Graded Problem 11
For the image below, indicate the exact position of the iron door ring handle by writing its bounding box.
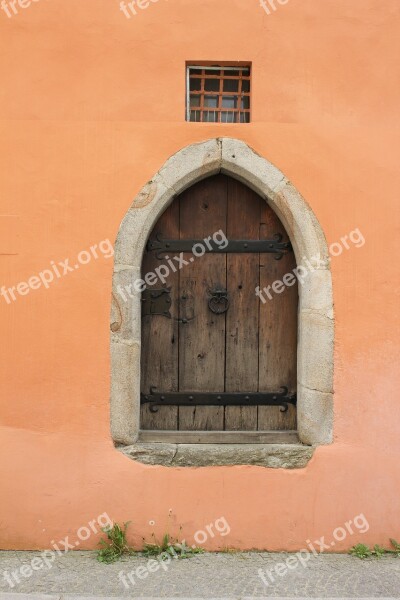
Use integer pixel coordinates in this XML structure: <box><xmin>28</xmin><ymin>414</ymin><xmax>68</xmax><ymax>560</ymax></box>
<box><xmin>208</xmin><ymin>288</ymin><xmax>229</xmax><ymax>314</ymax></box>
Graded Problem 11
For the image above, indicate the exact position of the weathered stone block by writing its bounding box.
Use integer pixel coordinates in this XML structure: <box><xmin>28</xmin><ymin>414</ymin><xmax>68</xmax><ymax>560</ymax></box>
<box><xmin>273</xmin><ymin>182</ymin><xmax>330</xmax><ymax>265</ymax></box>
<box><xmin>114</xmin><ymin>174</ymin><xmax>173</xmax><ymax>267</ymax></box>
<box><xmin>300</xmin><ymin>268</ymin><xmax>334</xmax><ymax>319</ymax></box>
<box><xmin>110</xmin><ymin>339</ymin><xmax>141</xmax><ymax>445</ymax></box>
<box><xmin>111</xmin><ymin>267</ymin><xmax>141</xmax><ymax>342</ymax></box>
<box><xmin>158</xmin><ymin>138</ymin><xmax>221</xmax><ymax>193</ymax></box>
<box><xmin>297</xmin><ymin>384</ymin><xmax>333</xmax><ymax>445</ymax></box>
<box><xmin>298</xmin><ymin>311</ymin><xmax>334</xmax><ymax>393</ymax></box>
<box><xmin>221</xmin><ymin>138</ymin><xmax>287</xmax><ymax>197</ymax></box>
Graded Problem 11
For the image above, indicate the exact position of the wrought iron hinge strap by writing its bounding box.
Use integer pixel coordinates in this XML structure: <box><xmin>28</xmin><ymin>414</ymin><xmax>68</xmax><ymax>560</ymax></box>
<box><xmin>147</xmin><ymin>234</ymin><xmax>292</xmax><ymax>260</ymax></box>
<box><xmin>141</xmin><ymin>388</ymin><xmax>296</xmax><ymax>413</ymax></box>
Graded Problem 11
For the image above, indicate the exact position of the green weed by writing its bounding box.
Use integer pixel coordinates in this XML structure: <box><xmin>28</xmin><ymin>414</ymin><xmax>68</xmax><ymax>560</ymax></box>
<box><xmin>97</xmin><ymin>521</ymin><xmax>135</xmax><ymax>563</ymax></box>
<box><xmin>350</xmin><ymin>539</ymin><xmax>400</xmax><ymax>559</ymax></box>
<box><xmin>142</xmin><ymin>532</ymin><xmax>203</xmax><ymax>559</ymax></box>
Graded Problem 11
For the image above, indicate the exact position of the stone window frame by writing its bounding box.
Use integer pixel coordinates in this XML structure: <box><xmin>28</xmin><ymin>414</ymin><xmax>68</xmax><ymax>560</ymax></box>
<box><xmin>110</xmin><ymin>138</ymin><xmax>334</xmax><ymax>468</ymax></box>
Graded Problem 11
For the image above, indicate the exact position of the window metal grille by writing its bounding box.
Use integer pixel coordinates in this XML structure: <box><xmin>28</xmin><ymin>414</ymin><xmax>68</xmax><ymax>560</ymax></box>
<box><xmin>186</xmin><ymin>65</ymin><xmax>251</xmax><ymax>123</ymax></box>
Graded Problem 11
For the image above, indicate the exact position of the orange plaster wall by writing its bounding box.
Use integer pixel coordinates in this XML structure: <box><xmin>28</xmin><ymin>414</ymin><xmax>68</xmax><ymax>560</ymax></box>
<box><xmin>0</xmin><ymin>0</ymin><xmax>399</xmax><ymax>551</ymax></box>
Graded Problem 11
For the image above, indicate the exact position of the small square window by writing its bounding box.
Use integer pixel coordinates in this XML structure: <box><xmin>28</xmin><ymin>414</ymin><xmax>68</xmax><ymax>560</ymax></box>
<box><xmin>186</xmin><ymin>64</ymin><xmax>251</xmax><ymax>123</ymax></box>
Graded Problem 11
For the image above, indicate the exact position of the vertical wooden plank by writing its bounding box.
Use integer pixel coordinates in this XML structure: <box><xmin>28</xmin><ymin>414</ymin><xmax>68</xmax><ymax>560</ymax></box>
<box><xmin>257</xmin><ymin>202</ymin><xmax>298</xmax><ymax>430</ymax></box>
<box><xmin>178</xmin><ymin>175</ymin><xmax>227</xmax><ymax>430</ymax></box>
<box><xmin>224</xmin><ymin>179</ymin><xmax>259</xmax><ymax>430</ymax></box>
<box><xmin>140</xmin><ymin>201</ymin><xmax>180</xmax><ymax>430</ymax></box>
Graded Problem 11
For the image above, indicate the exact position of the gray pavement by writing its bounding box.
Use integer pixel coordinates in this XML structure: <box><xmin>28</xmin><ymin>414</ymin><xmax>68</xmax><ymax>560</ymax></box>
<box><xmin>0</xmin><ymin>551</ymin><xmax>399</xmax><ymax>599</ymax></box>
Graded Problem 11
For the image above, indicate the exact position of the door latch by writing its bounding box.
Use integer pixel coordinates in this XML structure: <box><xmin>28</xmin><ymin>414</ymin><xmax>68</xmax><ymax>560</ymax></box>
<box><xmin>141</xmin><ymin>287</ymin><xmax>172</xmax><ymax>318</ymax></box>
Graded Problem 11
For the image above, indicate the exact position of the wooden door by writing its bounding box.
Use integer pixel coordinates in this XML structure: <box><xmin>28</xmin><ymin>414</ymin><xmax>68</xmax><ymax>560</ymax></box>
<box><xmin>140</xmin><ymin>175</ymin><xmax>297</xmax><ymax>432</ymax></box>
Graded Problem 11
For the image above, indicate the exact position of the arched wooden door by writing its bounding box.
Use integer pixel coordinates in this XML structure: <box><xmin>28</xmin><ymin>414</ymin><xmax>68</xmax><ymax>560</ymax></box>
<box><xmin>140</xmin><ymin>174</ymin><xmax>298</xmax><ymax>433</ymax></box>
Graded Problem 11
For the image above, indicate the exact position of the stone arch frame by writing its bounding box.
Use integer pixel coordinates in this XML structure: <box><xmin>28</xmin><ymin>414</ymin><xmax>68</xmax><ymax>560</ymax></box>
<box><xmin>111</xmin><ymin>138</ymin><xmax>334</xmax><ymax>465</ymax></box>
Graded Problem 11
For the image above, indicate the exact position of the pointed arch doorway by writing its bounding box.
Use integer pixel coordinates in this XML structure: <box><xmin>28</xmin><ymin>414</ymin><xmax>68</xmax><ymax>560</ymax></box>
<box><xmin>111</xmin><ymin>138</ymin><xmax>333</xmax><ymax>464</ymax></box>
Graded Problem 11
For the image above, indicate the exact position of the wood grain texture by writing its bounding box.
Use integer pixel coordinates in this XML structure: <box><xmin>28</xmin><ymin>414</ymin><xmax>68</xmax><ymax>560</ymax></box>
<box><xmin>140</xmin><ymin>201</ymin><xmax>180</xmax><ymax>429</ymax></box>
<box><xmin>139</xmin><ymin>430</ymin><xmax>299</xmax><ymax>444</ymax></box>
<box><xmin>178</xmin><ymin>176</ymin><xmax>227</xmax><ymax>430</ymax></box>
<box><xmin>224</xmin><ymin>178</ymin><xmax>259</xmax><ymax>430</ymax></box>
<box><xmin>257</xmin><ymin>202</ymin><xmax>298</xmax><ymax>430</ymax></box>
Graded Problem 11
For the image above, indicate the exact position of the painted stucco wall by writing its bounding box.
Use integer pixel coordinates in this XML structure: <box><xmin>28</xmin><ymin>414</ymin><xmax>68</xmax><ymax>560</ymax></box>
<box><xmin>0</xmin><ymin>0</ymin><xmax>399</xmax><ymax>551</ymax></box>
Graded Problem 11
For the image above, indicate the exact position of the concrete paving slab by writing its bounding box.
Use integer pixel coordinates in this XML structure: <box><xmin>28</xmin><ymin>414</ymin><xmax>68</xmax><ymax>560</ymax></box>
<box><xmin>0</xmin><ymin>551</ymin><xmax>399</xmax><ymax>598</ymax></box>
<box><xmin>0</xmin><ymin>597</ymin><xmax>399</xmax><ymax>600</ymax></box>
<box><xmin>0</xmin><ymin>594</ymin><xmax>61</xmax><ymax>600</ymax></box>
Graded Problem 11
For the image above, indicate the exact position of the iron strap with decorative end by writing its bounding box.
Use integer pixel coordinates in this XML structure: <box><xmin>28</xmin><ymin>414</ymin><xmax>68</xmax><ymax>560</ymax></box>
<box><xmin>147</xmin><ymin>234</ymin><xmax>292</xmax><ymax>260</ymax></box>
<box><xmin>141</xmin><ymin>387</ymin><xmax>296</xmax><ymax>413</ymax></box>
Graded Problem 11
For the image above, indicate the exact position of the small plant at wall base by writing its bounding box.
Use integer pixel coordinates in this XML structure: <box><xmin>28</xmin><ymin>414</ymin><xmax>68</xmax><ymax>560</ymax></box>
<box><xmin>97</xmin><ymin>521</ymin><xmax>135</xmax><ymax>563</ymax></box>
<box><xmin>350</xmin><ymin>539</ymin><xmax>400</xmax><ymax>559</ymax></box>
<box><xmin>142</xmin><ymin>532</ymin><xmax>204</xmax><ymax>559</ymax></box>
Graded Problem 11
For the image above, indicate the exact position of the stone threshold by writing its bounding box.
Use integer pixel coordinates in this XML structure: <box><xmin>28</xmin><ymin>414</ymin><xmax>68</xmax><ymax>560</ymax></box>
<box><xmin>118</xmin><ymin>440</ymin><xmax>315</xmax><ymax>468</ymax></box>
